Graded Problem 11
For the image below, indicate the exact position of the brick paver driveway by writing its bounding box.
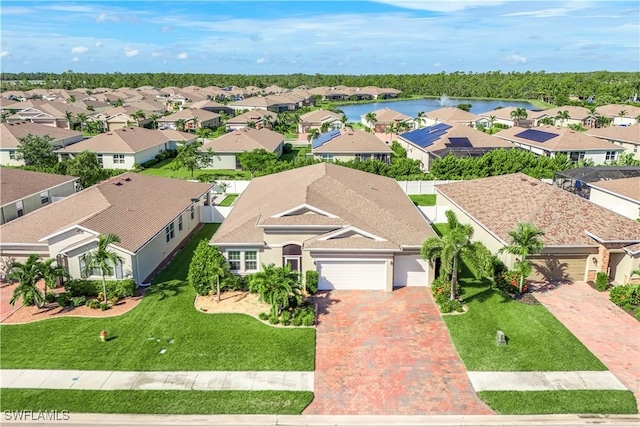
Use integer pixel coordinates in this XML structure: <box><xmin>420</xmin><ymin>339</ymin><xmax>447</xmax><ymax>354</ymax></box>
<box><xmin>304</xmin><ymin>287</ymin><xmax>492</xmax><ymax>415</ymax></box>
<box><xmin>533</xmin><ymin>281</ymin><xmax>640</xmax><ymax>411</ymax></box>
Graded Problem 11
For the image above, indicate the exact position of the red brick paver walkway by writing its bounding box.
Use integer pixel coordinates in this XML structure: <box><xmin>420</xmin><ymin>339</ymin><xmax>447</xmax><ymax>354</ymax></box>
<box><xmin>533</xmin><ymin>281</ymin><xmax>640</xmax><ymax>410</ymax></box>
<box><xmin>304</xmin><ymin>287</ymin><xmax>492</xmax><ymax>415</ymax></box>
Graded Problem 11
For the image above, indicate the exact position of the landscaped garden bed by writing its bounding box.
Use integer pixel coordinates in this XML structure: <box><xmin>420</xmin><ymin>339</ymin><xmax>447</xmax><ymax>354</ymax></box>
<box><xmin>609</xmin><ymin>284</ymin><xmax>640</xmax><ymax>321</ymax></box>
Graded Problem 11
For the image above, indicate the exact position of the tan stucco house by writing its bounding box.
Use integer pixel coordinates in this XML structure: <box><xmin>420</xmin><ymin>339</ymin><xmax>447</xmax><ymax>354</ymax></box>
<box><xmin>1</xmin><ymin>121</ymin><xmax>84</xmax><ymax>166</ymax></box>
<box><xmin>0</xmin><ymin>173</ymin><xmax>213</xmax><ymax>286</ymax></box>
<box><xmin>586</xmin><ymin>125</ymin><xmax>640</xmax><ymax>160</ymax></box>
<box><xmin>311</xmin><ymin>129</ymin><xmax>392</xmax><ymax>163</ymax></box>
<box><xmin>210</xmin><ymin>163</ymin><xmax>437</xmax><ymax>291</ymax></box>
<box><xmin>199</xmin><ymin>128</ymin><xmax>285</xmax><ymax>170</ymax></box>
<box><xmin>587</xmin><ymin>177</ymin><xmax>640</xmax><ymax>221</ymax></box>
<box><xmin>298</xmin><ymin>109</ymin><xmax>344</xmax><ymax>133</ymax></box>
<box><xmin>436</xmin><ymin>173</ymin><xmax>640</xmax><ymax>285</ymax></box>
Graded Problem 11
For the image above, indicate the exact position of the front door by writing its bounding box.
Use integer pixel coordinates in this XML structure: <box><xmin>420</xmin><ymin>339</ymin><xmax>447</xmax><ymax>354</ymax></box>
<box><xmin>284</xmin><ymin>257</ymin><xmax>300</xmax><ymax>272</ymax></box>
<box><xmin>282</xmin><ymin>244</ymin><xmax>302</xmax><ymax>273</ymax></box>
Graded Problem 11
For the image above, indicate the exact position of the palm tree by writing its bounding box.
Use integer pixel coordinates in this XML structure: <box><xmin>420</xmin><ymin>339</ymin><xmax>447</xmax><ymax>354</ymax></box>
<box><xmin>65</xmin><ymin>110</ymin><xmax>75</xmax><ymax>130</ymax></box>
<box><xmin>149</xmin><ymin>113</ymin><xmax>160</xmax><ymax>130</ymax></box>
<box><xmin>8</xmin><ymin>254</ymin><xmax>45</xmax><ymax>307</ymax></box>
<box><xmin>246</xmin><ymin>120</ymin><xmax>257</xmax><ymax>129</ymax></box>
<box><xmin>364</xmin><ymin>112</ymin><xmax>377</xmax><ymax>133</ymax></box>
<box><xmin>113</xmin><ymin>99</ymin><xmax>124</xmax><ymax>107</ymax></box>
<box><xmin>81</xmin><ymin>233</ymin><xmax>125</xmax><ymax>304</ymax></box>
<box><xmin>385</xmin><ymin>122</ymin><xmax>397</xmax><ymax>142</ymax></box>
<box><xmin>416</xmin><ymin>111</ymin><xmax>426</xmax><ymax>128</ymax></box>
<box><xmin>76</xmin><ymin>112</ymin><xmax>87</xmax><ymax>133</ymax></box>
<box><xmin>132</xmin><ymin>110</ymin><xmax>146</xmax><ymax>127</ymax></box>
<box><xmin>488</xmin><ymin>115</ymin><xmax>496</xmax><ymax>129</ymax></box>
<box><xmin>40</xmin><ymin>258</ymin><xmax>69</xmax><ymax>297</ymax></box>
<box><xmin>249</xmin><ymin>263</ymin><xmax>301</xmax><ymax>317</ymax></box>
<box><xmin>631</xmin><ymin>268</ymin><xmax>640</xmax><ymax>278</ymax></box>
<box><xmin>340</xmin><ymin>114</ymin><xmax>348</xmax><ymax>128</ymax></box>
<box><xmin>510</xmin><ymin>108</ymin><xmax>528</xmax><ymax>127</ymax></box>
<box><xmin>555</xmin><ymin>110</ymin><xmax>570</xmax><ymax>126</ymax></box>
<box><xmin>174</xmin><ymin>119</ymin><xmax>187</xmax><ymax>132</ymax></box>
<box><xmin>421</xmin><ymin>210</ymin><xmax>492</xmax><ymax>301</ymax></box>
<box><xmin>320</xmin><ymin>122</ymin><xmax>330</xmax><ymax>133</ymax></box>
<box><xmin>538</xmin><ymin>117</ymin><xmax>555</xmax><ymax>126</ymax></box>
<box><xmin>499</xmin><ymin>222</ymin><xmax>545</xmax><ymax>294</ymax></box>
<box><xmin>307</xmin><ymin>128</ymin><xmax>320</xmax><ymax>143</ymax></box>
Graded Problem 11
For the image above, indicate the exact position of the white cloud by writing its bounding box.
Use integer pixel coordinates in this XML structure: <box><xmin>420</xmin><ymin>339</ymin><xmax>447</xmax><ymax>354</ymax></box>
<box><xmin>72</xmin><ymin>56</ymin><xmax>79</xmax><ymax>62</ymax></box>
<box><xmin>505</xmin><ymin>54</ymin><xmax>527</xmax><ymax>64</ymax></box>
<box><xmin>434</xmin><ymin>62</ymin><xmax>442</xmax><ymax>67</ymax></box>
<box><xmin>161</xmin><ymin>25</ymin><xmax>172</xmax><ymax>32</ymax></box>
<box><xmin>0</xmin><ymin>51</ymin><xmax>9</xmax><ymax>58</ymax></box>
<box><xmin>151</xmin><ymin>52</ymin><xmax>163</xmax><ymax>58</ymax></box>
<box><xmin>96</xmin><ymin>13</ymin><xmax>107</xmax><ymax>22</ymax></box>
<box><xmin>373</xmin><ymin>0</ymin><xmax>505</xmax><ymax>13</ymax></box>
<box><xmin>256</xmin><ymin>57</ymin><xmax>266</xmax><ymax>64</ymax></box>
<box><xmin>177</xmin><ymin>52</ymin><xmax>188</xmax><ymax>59</ymax></box>
<box><xmin>71</xmin><ymin>46</ymin><xmax>89</xmax><ymax>54</ymax></box>
<box><xmin>95</xmin><ymin>41</ymin><xmax>103</xmax><ymax>48</ymax></box>
<box><xmin>501</xmin><ymin>8</ymin><xmax>574</xmax><ymax>18</ymax></box>
<box><xmin>124</xmin><ymin>48</ymin><xmax>139</xmax><ymax>57</ymax></box>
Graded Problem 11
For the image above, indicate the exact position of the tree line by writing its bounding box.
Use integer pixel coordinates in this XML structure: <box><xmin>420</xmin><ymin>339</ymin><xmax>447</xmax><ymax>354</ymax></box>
<box><xmin>2</xmin><ymin>70</ymin><xmax>639</xmax><ymax>105</ymax></box>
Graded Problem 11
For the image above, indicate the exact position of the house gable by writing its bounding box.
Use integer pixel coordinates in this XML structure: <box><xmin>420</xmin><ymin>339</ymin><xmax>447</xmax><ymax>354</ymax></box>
<box><xmin>272</xmin><ymin>203</ymin><xmax>339</xmax><ymax>219</ymax></box>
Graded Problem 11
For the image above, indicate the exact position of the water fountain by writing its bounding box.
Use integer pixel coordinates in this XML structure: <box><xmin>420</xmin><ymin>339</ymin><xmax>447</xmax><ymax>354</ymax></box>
<box><xmin>439</xmin><ymin>94</ymin><xmax>452</xmax><ymax>107</ymax></box>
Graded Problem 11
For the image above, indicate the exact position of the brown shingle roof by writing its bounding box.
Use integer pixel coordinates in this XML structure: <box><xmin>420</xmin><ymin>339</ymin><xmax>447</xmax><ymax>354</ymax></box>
<box><xmin>586</xmin><ymin>125</ymin><xmax>640</xmax><ymax>145</ymax></box>
<box><xmin>0</xmin><ymin>168</ymin><xmax>77</xmax><ymax>206</ymax></box>
<box><xmin>0</xmin><ymin>173</ymin><xmax>213</xmax><ymax>252</ymax></box>
<box><xmin>56</xmin><ymin>127</ymin><xmax>175</xmax><ymax>154</ymax></box>
<box><xmin>478</xmin><ymin>106</ymin><xmax>537</xmax><ymax>121</ymax></box>
<box><xmin>312</xmin><ymin>129</ymin><xmax>392</xmax><ymax>154</ymax></box>
<box><xmin>437</xmin><ymin>173</ymin><xmax>640</xmax><ymax>246</ymax></box>
<box><xmin>299</xmin><ymin>109</ymin><xmax>342</xmax><ymax>123</ymax></box>
<box><xmin>158</xmin><ymin>108</ymin><xmax>220</xmax><ymax>122</ymax></box>
<box><xmin>226</xmin><ymin>110</ymin><xmax>276</xmax><ymax>124</ymax></box>
<box><xmin>588</xmin><ymin>177</ymin><xmax>640</xmax><ymax>202</ymax></box>
<box><xmin>211</xmin><ymin>163</ymin><xmax>436</xmax><ymax>248</ymax></box>
<box><xmin>594</xmin><ymin>104</ymin><xmax>640</xmax><ymax>119</ymax></box>
<box><xmin>405</xmin><ymin>122</ymin><xmax>513</xmax><ymax>153</ymax></box>
<box><xmin>533</xmin><ymin>106</ymin><xmax>591</xmax><ymax>120</ymax></box>
<box><xmin>495</xmin><ymin>126</ymin><xmax>623</xmax><ymax>151</ymax></box>
<box><xmin>0</xmin><ymin>122</ymin><xmax>83</xmax><ymax>149</ymax></box>
<box><xmin>200</xmin><ymin>128</ymin><xmax>284</xmax><ymax>153</ymax></box>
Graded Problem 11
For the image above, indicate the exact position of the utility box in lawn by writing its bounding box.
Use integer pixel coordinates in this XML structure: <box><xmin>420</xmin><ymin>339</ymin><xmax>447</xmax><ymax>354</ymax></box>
<box><xmin>496</xmin><ymin>330</ymin><xmax>507</xmax><ymax>346</ymax></box>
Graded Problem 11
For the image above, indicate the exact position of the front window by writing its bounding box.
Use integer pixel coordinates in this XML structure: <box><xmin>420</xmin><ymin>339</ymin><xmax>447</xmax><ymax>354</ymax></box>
<box><xmin>165</xmin><ymin>222</ymin><xmax>175</xmax><ymax>242</ymax></box>
<box><xmin>569</xmin><ymin>151</ymin><xmax>585</xmax><ymax>162</ymax></box>
<box><xmin>321</xmin><ymin>153</ymin><xmax>334</xmax><ymax>161</ymax></box>
<box><xmin>605</xmin><ymin>151</ymin><xmax>617</xmax><ymax>162</ymax></box>
<box><xmin>9</xmin><ymin>150</ymin><xmax>16</xmax><ymax>160</ymax></box>
<box><xmin>97</xmin><ymin>154</ymin><xmax>103</xmax><ymax>166</ymax></box>
<box><xmin>228</xmin><ymin>251</ymin><xmax>241</xmax><ymax>270</ymax></box>
<box><xmin>244</xmin><ymin>251</ymin><xmax>257</xmax><ymax>271</ymax></box>
<box><xmin>16</xmin><ymin>201</ymin><xmax>24</xmax><ymax>217</ymax></box>
<box><xmin>113</xmin><ymin>154</ymin><xmax>125</xmax><ymax>164</ymax></box>
<box><xmin>190</xmin><ymin>205</ymin><xmax>195</xmax><ymax>220</ymax></box>
<box><xmin>40</xmin><ymin>191</ymin><xmax>50</xmax><ymax>205</ymax></box>
<box><xmin>178</xmin><ymin>215</ymin><xmax>183</xmax><ymax>231</ymax></box>
<box><xmin>80</xmin><ymin>257</ymin><xmax>102</xmax><ymax>277</ymax></box>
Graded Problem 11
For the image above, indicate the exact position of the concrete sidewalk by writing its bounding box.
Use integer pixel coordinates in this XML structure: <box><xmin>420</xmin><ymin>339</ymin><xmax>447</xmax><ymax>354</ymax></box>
<box><xmin>0</xmin><ymin>369</ymin><xmax>314</xmax><ymax>392</ymax></box>
<box><xmin>468</xmin><ymin>371</ymin><xmax>627</xmax><ymax>392</ymax></box>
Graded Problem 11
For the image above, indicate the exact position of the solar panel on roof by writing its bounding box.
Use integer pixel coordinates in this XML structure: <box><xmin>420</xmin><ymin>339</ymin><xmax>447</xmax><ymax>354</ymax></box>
<box><xmin>446</xmin><ymin>137</ymin><xmax>473</xmax><ymax>148</ymax></box>
<box><xmin>514</xmin><ymin>129</ymin><xmax>558</xmax><ymax>143</ymax></box>
<box><xmin>311</xmin><ymin>129</ymin><xmax>341</xmax><ymax>149</ymax></box>
<box><xmin>400</xmin><ymin>123</ymin><xmax>452</xmax><ymax>149</ymax></box>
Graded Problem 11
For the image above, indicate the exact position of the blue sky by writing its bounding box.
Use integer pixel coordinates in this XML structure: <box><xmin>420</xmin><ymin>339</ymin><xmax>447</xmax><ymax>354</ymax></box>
<box><xmin>1</xmin><ymin>1</ymin><xmax>638</xmax><ymax>74</ymax></box>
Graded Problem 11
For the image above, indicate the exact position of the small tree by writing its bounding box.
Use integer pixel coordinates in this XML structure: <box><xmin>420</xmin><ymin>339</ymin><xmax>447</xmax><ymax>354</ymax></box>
<box><xmin>365</xmin><ymin>112</ymin><xmax>377</xmax><ymax>132</ymax></box>
<box><xmin>81</xmin><ymin>233</ymin><xmax>125</xmax><ymax>304</ymax></box>
<box><xmin>237</xmin><ymin>149</ymin><xmax>278</xmax><ymax>178</ymax></box>
<box><xmin>65</xmin><ymin>150</ymin><xmax>106</xmax><ymax>188</ymax></box>
<box><xmin>499</xmin><ymin>222</ymin><xmax>545</xmax><ymax>294</ymax></box>
<box><xmin>172</xmin><ymin>142</ymin><xmax>216</xmax><ymax>180</ymax></box>
<box><xmin>249</xmin><ymin>263</ymin><xmax>301</xmax><ymax>317</ymax></box>
<box><xmin>307</xmin><ymin>128</ymin><xmax>320</xmax><ymax>142</ymax></box>
<box><xmin>187</xmin><ymin>241</ymin><xmax>229</xmax><ymax>301</ymax></box>
<box><xmin>8</xmin><ymin>254</ymin><xmax>45</xmax><ymax>307</ymax></box>
<box><xmin>15</xmin><ymin>134</ymin><xmax>58</xmax><ymax>168</ymax></box>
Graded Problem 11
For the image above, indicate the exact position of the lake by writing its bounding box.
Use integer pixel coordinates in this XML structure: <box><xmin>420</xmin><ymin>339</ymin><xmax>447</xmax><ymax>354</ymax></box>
<box><xmin>338</xmin><ymin>97</ymin><xmax>539</xmax><ymax>122</ymax></box>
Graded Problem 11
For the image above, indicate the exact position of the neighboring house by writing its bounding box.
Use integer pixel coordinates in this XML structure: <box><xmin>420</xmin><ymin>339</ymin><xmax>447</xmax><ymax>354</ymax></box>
<box><xmin>0</xmin><ymin>173</ymin><xmax>213</xmax><ymax>285</ymax></box>
<box><xmin>298</xmin><ymin>109</ymin><xmax>344</xmax><ymax>133</ymax></box>
<box><xmin>0</xmin><ymin>121</ymin><xmax>84</xmax><ymax>166</ymax></box>
<box><xmin>477</xmin><ymin>106</ymin><xmax>537</xmax><ymax>128</ymax></box>
<box><xmin>594</xmin><ymin>104</ymin><xmax>640</xmax><ymax>127</ymax></box>
<box><xmin>533</xmin><ymin>106</ymin><xmax>594</xmax><ymax>128</ymax></box>
<box><xmin>587</xmin><ymin>177</ymin><xmax>640</xmax><ymax>221</ymax></box>
<box><xmin>157</xmin><ymin>108</ymin><xmax>221</xmax><ymax>131</ymax></box>
<box><xmin>397</xmin><ymin>123</ymin><xmax>513</xmax><ymax>171</ymax></box>
<box><xmin>495</xmin><ymin>126</ymin><xmax>624</xmax><ymax>163</ymax></box>
<box><xmin>199</xmin><ymin>128</ymin><xmax>284</xmax><ymax>169</ymax></box>
<box><xmin>354</xmin><ymin>86</ymin><xmax>402</xmax><ymax>100</ymax></box>
<box><xmin>311</xmin><ymin>129</ymin><xmax>392</xmax><ymax>163</ymax></box>
<box><xmin>0</xmin><ymin>168</ymin><xmax>78</xmax><ymax>225</ymax></box>
<box><xmin>420</xmin><ymin>107</ymin><xmax>481</xmax><ymax>128</ymax></box>
<box><xmin>226</xmin><ymin>110</ymin><xmax>276</xmax><ymax>131</ymax></box>
<box><xmin>186</xmin><ymin>100</ymin><xmax>235</xmax><ymax>116</ymax></box>
<box><xmin>126</xmin><ymin>99</ymin><xmax>168</xmax><ymax>114</ymax></box>
<box><xmin>56</xmin><ymin>127</ymin><xmax>195</xmax><ymax>169</ymax></box>
<box><xmin>5</xmin><ymin>100</ymin><xmax>90</xmax><ymax>129</ymax></box>
<box><xmin>210</xmin><ymin>163</ymin><xmax>437</xmax><ymax>291</ymax></box>
<box><xmin>361</xmin><ymin>108</ymin><xmax>413</xmax><ymax>133</ymax></box>
<box><xmin>586</xmin><ymin>124</ymin><xmax>640</xmax><ymax>160</ymax></box>
<box><xmin>228</xmin><ymin>96</ymin><xmax>297</xmax><ymax>113</ymax></box>
<box><xmin>436</xmin><ymin>173</ymin><xmax>640</xmax><ymax>285</ymax></box>
<box><xmin>91</xmin><ymin>106</ymin><xmax>152</xmax><ymax>131</ymax></box>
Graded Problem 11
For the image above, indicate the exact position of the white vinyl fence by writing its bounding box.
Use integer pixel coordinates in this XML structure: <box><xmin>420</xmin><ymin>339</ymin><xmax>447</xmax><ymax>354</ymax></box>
<box><xmin>396</xmin><ymin>180</ymin><xmax>458</xmax><ymax>195</ymax></box>
<box><xmin>200</xmin><ymin>206</ymin><xmax>231</xmax><ymax>223</ymax></box>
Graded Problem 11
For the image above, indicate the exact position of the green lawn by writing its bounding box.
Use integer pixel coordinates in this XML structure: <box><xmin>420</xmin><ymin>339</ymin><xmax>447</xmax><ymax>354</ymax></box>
<box><xmin>140</xmin><ymin>159</ymin><xmax>250</xmax><ymax>181</ymax></box>
<box><xmin>0</xmin><ymin>224</ymin><xmax>316</xmax><ymax>372</ymax></box>
<box><xmin>409</xmin><ymin>194</ymin><xmax>436</xmax><ymax>206</ymax></box>
<box><xmin>478</xmin><ymin>391</ymin><xmax>637</xmax><ymax>415</ymax></box>
<box><xmin>432</xmin><ymin>223</ymin><xmax>449</xmax><ymax>237</ymax></box>
<box><xmin>280</xmin><ymin>145</ymin><xmax>311</xmax><ymax>162</ymax></box>
<box><xmin>0</xmin><ymin>389</ymin><xmax>313</xmax><ymax>415</ymax></box>
<box><xmin>444</xmin><ymin>276</ymin><xmax>605</xmax><ymax>371</ymax></box>
<box><xmin>218</xmin><ymin>194</ymin><xmax>238</xmax><ymax>206</ymax></box>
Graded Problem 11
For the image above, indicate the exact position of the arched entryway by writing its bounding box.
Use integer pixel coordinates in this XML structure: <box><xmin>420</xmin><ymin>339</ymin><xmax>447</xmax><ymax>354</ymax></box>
<box><xmin>283</xmin><ymin>244</ymin><xmax>302</xmax><ymax>273</ymax></box>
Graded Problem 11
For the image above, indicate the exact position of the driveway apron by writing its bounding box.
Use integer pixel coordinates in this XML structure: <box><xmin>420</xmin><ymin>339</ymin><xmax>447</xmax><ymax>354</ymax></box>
<box><xmin>304</xmin><ymin>287</ymin><xmax>492</xmax><ymax>415</ymax></box>
<box><xmin>533</xmin><ymin>281</ymin><xmax>640</xmax><ymax>410</ymax></box>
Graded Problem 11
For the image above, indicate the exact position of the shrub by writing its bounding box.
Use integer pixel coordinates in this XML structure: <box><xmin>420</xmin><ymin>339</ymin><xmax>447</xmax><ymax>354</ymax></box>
<box><xmin>100</xmin><ymin>302</ymin><xmax>110</xmax><ymax>311</ymax></box>
<box><xmin>268</xmin><ymin>314</ymin><xmax>279</xmax><ymax>325</ymax></box>
<box><xmin>45</xmin><ymin>291</ymin><xmax>57</xmax><ymax>303</ymax></box>
<box><xmin>85</xmin><ymin>299</ymin><xmax>101</xmax><ymax>309</ymax></box>
<box><xmin>283</xmin><ymin>143</ymin><xmax>293</xmax><ymax>154</ymax></box>
<box><xmin>305</xmin><ymin>270</ymin><xmax>319</xmax><ymax>295</ymax></box>
<box><xmin>65</xmin><ymin>279</ymin><xmax>99</xmax><ymax>297</ymax></box>
<box><xmin>595</xmin><ymin>272</ymin><xmax>609</xmax><ymax>291</ymax></box>
<box><xmin>56</xmin><ymin>292</ymin><xmax>72</xmax><ymax>307</ymax></box>
<box><xmin>431</xmin><ymin>276</ymin><xmax>453</xmax><ymax>305</ymax></box>
<box><xmin>439</xmin><ymin>299</ymin><xmax>463</xmax><ymax>314</ymax></box>
<box><xmin>610</xmin><ymin>285</ymin><xmax>640</xmax><ymax>308</ymax></box>
<box><xmin>258</xmin><ymin>312</ymin><xmax>268</xmax><ymax>321</ymax></box>
<box><xmin>291</xmin><ymin>316</ymin><xmax>302</xmax><ymax>326</ymax></box>
<box><xmin>223</xmin><ymin>274</ymin><xmax>249</xmax><ymax>291</ymax></box>
<box><xmin>281</xmin><ymin>311</ymin><xmax>292</xmax><ymax>326</ymax></box>
<box><xmin>495</xmin><ymin>270</ymin><xmax>526</xmax><ymax>294</ymax></box>
<box><xmin>106</xmin><ymin>279</ymin><xmax>136</xmax><ymax>298</ymax></box>
<box><xmin>302</xmin><ymin>312</ymin><xmax>315</xmax><ymax>326</ymax></box>
<box><xmin>110</xmin><ymin>296</ymin><xmax>119</xmax><ymax>306</ymax></box>
<box><xmin>141</xmin><ymin>159</ymin><xmax>158</xmax><ymax>169</ymax></box>
<box><xmin>635</xmin><ymin>307</ymin><xmax>640</xmax><ymax>321</ymax></box>
<box><xmin>491</xmin><ymin>256</ymin><xmax>508</xmax><ymax>283</ymax></box>
<box><xmin>71</xmin><ymin>296</ymin><xmax>87</xmax><ymax>307</ymax></box>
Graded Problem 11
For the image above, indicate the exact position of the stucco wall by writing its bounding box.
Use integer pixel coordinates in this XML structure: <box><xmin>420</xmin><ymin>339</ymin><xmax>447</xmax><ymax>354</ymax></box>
<box><xmin>589</xmin><ymin>188</ymin><xmax>639</xmax><ymax>220</ymax></box>
<box><xmin>205</xmin><ymin>153</ymin><xmax>236</xmax><ymax>170</ymax></box>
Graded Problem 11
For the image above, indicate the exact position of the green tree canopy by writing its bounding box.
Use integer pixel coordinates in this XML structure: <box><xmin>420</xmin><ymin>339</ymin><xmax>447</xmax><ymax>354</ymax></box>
<box><xmin>499</xmin><ymin>222</ymin><xmax>545</xmax><ymax>293</ymax></box>
<box><xmin>237</xmin><ymin>149</ymin><xmax>278</xmax><ymax>178</ymax></box>
<box><xmin>81</xmin><ymin>233</ymin><xmax>125</xmax><ymax>304</ymax></box>
<box><xmin>64</xmin><ymin>150</ymin><xmax>107</xmax><ymax>188</ymax></box>
<box><xmin>187</xmin><ymin>240</ymin><xmax>229</xmax><ymax>301</ymax></box>
<box><xmin>15</xmin><ymin>134</ymin><xmax>58</xmax><ymax>169</ymax></box>
<box><xmin>172</xmin><ymin>142</ymin><xmax>216</xmax><ymax>180</ymax></box>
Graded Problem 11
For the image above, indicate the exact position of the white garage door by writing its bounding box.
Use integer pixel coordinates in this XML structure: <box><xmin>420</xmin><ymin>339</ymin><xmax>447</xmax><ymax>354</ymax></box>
<box><xmin>393</xmin><ymin>255</ymin><xmax>428</xmax><ymax>287</ymax></box>
<box><xmin>316</xmin><ymin>260</ymin><xmax>387</xmax><ymax>290</ymax></box>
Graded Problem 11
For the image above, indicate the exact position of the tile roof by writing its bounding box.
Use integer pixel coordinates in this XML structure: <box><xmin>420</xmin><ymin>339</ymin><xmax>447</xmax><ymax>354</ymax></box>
<box><xmin>0</xmin><ymin>121</ymin><xmax>83</xmax><ymax>149</ymax></box>
<box><xmin>0</xmin><ymin>173</ymin><xmax>213</xmax><ymax>252</ymax></box>
<box><xmin>200</xmin><ymin>128</ymin><xmax>284</xmax><ymax>153</ymax></box>
<box><xmin>594</xmin><ymin>104</ymin><xmax>640</xmax><ymax>118</ymax></box>
<box><xmin>495</xmin><ymin>126</ymin><xmax>623</xmax><ymax>151</ymax></box>
<box><xmin>425</xmin><ymin>107</ymin><xmax>481</xmax><ymax>123</ymax></box>
<box><xmin>56</xmin><ymin>127</ymin><xmax>179</xmax><ymax>154</ymax></box>
<box><xmin>586</xmin><ymin>124</ymin><xmax>640</xmax><ymax>145</ymax></box>
<box><xmin>401</xmin><ymin>122</ymin><xmax>513</xmax><ymax>153</ymax></box>
<box><xmin>211</xmin><ymin>163</ymin><xmax>436</xmax><ymax>249</ymax></box>
<box><xmin>158</xmin><ymin>108</ymin><xmax>220</xmax><ymax>122</ymax></box>
<box><xmin>478</xmin><ymin>106</ymin><xmax>537</xmax><ymax>121</ymax></box>
<box><xmin>0</xmin><ymin>167</ymin><xmax>77</xmax><ymax>206</ymax></box>
<box><xmin>365</xmin><ymin>108</ymin><xmax>412</xmax><ymax>123</ymax></box>
<box><xmin>436</xmin><ymin>173</ymin><xmax>640</xmax><ymax>246</ymax></box>
<box><xmin>312</xmin><ymin>129</ymin><xmax>392</xmax><ymax>154</ymax></box>
<box><xmin>299</xmin><ymin>109</ymin><xmax>342</xmax><ymax>123</ymax></box>
<box><xmin>533</xmin><ymin>106</ymin><xmax>591</xmax><ymax>120</ymax></box>
<box><xmin>226</xmin><ymin>109</ymin><xmax>276</xmax><ymax>124</ymax></box>
<box><xmin>588</xmin><ymin>177</ymin><xmax>640</xmax><ymax>202</ymax></box>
